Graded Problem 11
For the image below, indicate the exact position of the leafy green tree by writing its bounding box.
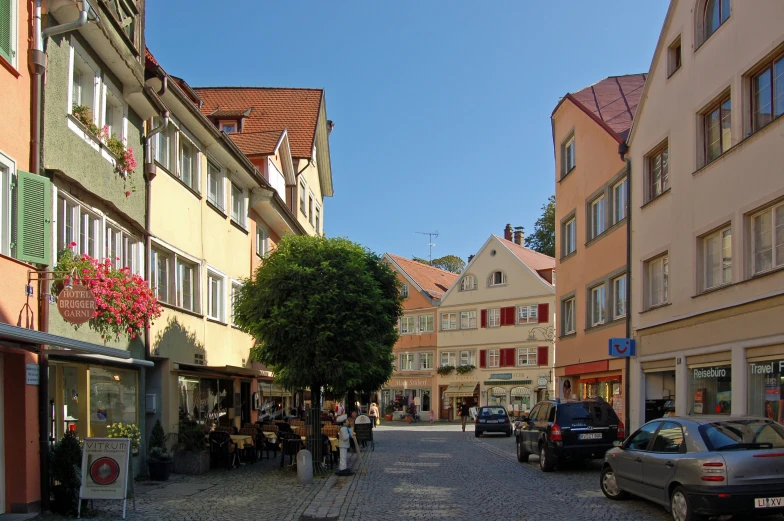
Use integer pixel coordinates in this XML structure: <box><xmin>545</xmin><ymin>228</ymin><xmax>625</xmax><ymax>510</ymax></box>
<box><xmin>236</xmin><ymin>235</ymin><xmax>402</xmax><ymax>414</ymax></box>
<box><xmin>525</xmin><ymin>195</ymin><xmax>555</xmax><ymax>257</ymax></box>
<box><xmin>413</xmin><ymin>254</ymin><xmax>466</xmax><ymax>273</ymax></box>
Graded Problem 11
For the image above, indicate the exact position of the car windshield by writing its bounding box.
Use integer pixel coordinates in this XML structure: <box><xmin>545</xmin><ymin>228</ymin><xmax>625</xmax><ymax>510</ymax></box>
<box><xmin>699</xmin><ymin>420</ymin><xmax>784</xmax><ymax>450</ymax></box>
<box><xmin>480</xmin><ymin>407</ymin><xmax>507</xmax><ymax>417</ymax></box>
<box><xmin>557</xmin><ymin>402</ymin><xmax>618</xmax><ymax>423</ymax></box>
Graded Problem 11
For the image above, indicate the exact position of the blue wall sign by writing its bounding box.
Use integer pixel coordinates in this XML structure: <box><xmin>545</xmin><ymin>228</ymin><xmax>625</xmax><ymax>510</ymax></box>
<box><xmin>489</xmin><ymin>373</ymin><xmax>512</xmax><ymax>380</ymax></box>
<box><xmin>608</xmin><ymin>338</ymin><xmax>635</xmax><ymax>357</ymax></box>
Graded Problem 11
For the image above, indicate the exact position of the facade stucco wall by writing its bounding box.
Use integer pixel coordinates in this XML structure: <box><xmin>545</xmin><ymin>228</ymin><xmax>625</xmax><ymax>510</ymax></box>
<box><xmin>0</xmin><ymin>0</ymin><xmax>32</xmax><ymax>173</ymax></box>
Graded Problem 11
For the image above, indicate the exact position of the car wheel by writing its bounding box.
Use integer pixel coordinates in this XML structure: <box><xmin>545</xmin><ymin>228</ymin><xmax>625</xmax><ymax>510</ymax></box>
<box><xmin>670</xmin><ymin>485</ymin><xmax>704</xmax><ymax>521</ymax></box>
<box><xmin>539</xmin><ymin>444</ymin><xmax>555</xmax><ymax>472</ymax></box>
<box><xmin>474</xmin><ymin>430</ymin><xmax>480</xmax><ymax>438</ymax></box>
<box><xmin>600</xmin><ymin>466</ymin><xmax>628</xmax><ymax>500</ymax></box>
<box><xmin>516</xmin><ymin>439</ymin><xmax>529</xmax><ymax>462</ymax></box>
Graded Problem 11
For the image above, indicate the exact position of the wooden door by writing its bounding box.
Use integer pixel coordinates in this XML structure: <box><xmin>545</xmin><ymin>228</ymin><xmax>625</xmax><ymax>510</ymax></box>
<box><xmin>439</xmin><ymin>386</ymin><xmax>452</xmax><ymax>421</ymax></box>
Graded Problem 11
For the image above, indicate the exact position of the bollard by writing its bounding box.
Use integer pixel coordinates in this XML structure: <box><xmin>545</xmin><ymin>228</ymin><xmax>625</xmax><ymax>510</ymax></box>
<box><xmin>297</xmin><ymin>449</ymin><xmax>313</xmax><ymax>485</ymax></box>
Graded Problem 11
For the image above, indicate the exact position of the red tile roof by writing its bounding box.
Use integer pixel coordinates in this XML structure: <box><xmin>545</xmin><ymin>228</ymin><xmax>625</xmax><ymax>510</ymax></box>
<box><xmin>192</xmin><ymin>87</ymin><xmax>323</xmax><ymax>158</ymax></box>
<box><xmin>145</xmin><ymin>48</ymin><xmax>159</xmax><ymax>67</ymax></box>
<box><xmin>496</xmin><ymin>236</ymin><xmax>556</xmax><ymax>273</ymax></box>
<box><xmin>567</xmin><ymin>74</ymin><xmax>647</xmax><ymax>140</ymax></box>
<box><xmin>228</xmin><ymin>130</ymin><xmax>285</xmax><ymax>156</ymax></box>
<box><xmin>210</xmin><ymin>108</ymin><xmax>252</xmax><ymax>118</ymax></box>
<box><xmin>387</xmin><ymin>254</ymin><xmax>460</xmax><ymax>300</ymax></box>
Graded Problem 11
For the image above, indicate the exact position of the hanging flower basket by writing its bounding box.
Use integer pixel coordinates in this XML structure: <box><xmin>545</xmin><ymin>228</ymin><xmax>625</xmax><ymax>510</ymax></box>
<box><xmin>53</xmin><ymin>245</ymin><xmax>163</xmax><ymax>343</ymax></box>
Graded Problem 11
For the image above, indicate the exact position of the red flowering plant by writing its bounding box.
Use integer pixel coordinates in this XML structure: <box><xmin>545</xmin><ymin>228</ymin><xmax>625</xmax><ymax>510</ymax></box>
<box><xmin>99</xmin><ymin>126</ymin><xmax>138</xmax><ymax>196</ymax></box>
<box><xmin>53</xmin><ymin>243</ymin><xmax>163</xmax><ymax>343</ymax></box>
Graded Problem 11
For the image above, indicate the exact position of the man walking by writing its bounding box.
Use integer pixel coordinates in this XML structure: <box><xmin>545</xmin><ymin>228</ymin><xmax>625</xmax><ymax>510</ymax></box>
<box><xmin>460</xmin><ymin>400</ymin><xmax>470</xmax><ymax>432</ymax></box>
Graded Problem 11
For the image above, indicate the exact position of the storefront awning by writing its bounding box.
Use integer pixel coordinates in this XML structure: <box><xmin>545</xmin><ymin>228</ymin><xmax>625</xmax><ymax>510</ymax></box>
<box><xmin>53</xmin><ymin>353</ymin><xmax>154</xmax><ymax>367</ymax></box>
<box><xmin>0</xmin><ymin>322</ymin><xmax>132</xmax><ymax>359</ymax></box>
<box><xmin>174</xmin><ymin>362</ymin><xmax>272</xmax><ymax>379</ymax></box>
<box><xmin>442</xmin><ymin>382</ymin><xmax>478</xmax><ymax>397</ymax></box>
<box><xmin>511</xmin><ymin>386</ymin><xmax>532</xmax><ymax>397</ymax></box>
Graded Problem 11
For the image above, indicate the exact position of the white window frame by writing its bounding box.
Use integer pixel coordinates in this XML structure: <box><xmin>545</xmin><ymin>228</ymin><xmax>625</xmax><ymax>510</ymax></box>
<box><xmin>613</xmin><ymin>178</ymin><xmax>627</xmax><ymax>224</ymax></box>
<box><xmin>219</xmin><ymin>121</ymin><xmax>237</xmax><ymax>134</ymax></box>
<box><xmin>703</xmin><ymin>226</ymin><xmax>732</xmax><ymax>290</ymax></box>
<box><xmin>563</xmin><ymin>298</ymin><xmax>576</xmax><ymax>335</ymax></box>
<box><xmin>102</xmin><ymin>77</ymin><xmax>127</xmax><ymax>142</ymax></box>
<box><xmin>564</xmin><ymin>218</ymin><xmax>576</xmax><ymax>255</ymax></box>
<box><xmin>460</xmin><ymin>311</ymin><xmax>476</xmax><ymax>329</ymax></box>
<box><xmin>591</xmin><ymin>195</ymin><xmax>606</xmax><ymax>239</ymax></box>
<box><xmin>460</xmin><ymin>351</ymin><xmax>471</xmax><ymax>366</ymax></box>
<box><xmin>459</xmin><ymin>275</ymin><xmax>477</xmax><ymax>291</ymax></box>
<box><xmin>489</xmin><ymin>271</ymin><xmax>507</xmax><ymax>286</ymax></box>
<box><xmin>0</xmin><ymin>153</ymin><xmax>14</xmax><ymax>257</ymax></box>
<box><xmin>151</xmin><ymin>240</ymin><xmax>202</xmax><ymax>314</ymax></box>
<box><xmin>440</xmin><ymin>351</ymin><xmax>456</xmax><ymax>367</ymax></box>
<box><xmin>399</xmin><ymin>353</ymin><xmax>415</xmax><ymax>371</ymax></box>
<box><xmin>178</xmin><ymin>134</ymin><xmax>200</xmax><ymax>192</ymax></box>
<box><xmin>516</xmin><ymin>347</ymin><xmax>537</xmax><ymax>366</ymax></box>
<box><xmin>612</xmin><ymin>274</ymin><xmax>627</xmax><ymax>319</ymax></box>
<box><xmin>399</xmin><ymin>316</ymin><xmax>416</xmax><ymax>334</ymax></box>
<box><xmin>400</xmin><ymin>283</ymin><xmax>409</xmax><ymax>298</ymax></box>
<box><xmin>153</xmin><ymin>118</ymin><xmax>176</xmax><ymax>171</ymax></box>
<box><xmin>255</xmin><ymin>220</ymin><xmax>270</xmax><ymax>257</ymax></box>
<box><xmin>299</xmin><ymin>179</ymin><xmax>307</xmax><ymax>216</ymax></box>
<box><xmin>420</xmin><ymin>352</ymin><xmax>434</xmax><ymax>370</ymax></box>
<box><xmin>751</xmin><ymin>202</ymin><xmax>784</xmax><ymax>275</ymax></box>
<box><xmin>230</xmin><ymin>181</ymin><xmax>246</xmax><ymax>227</ymax></box>
<box><xmin>418</xmin><ymin>314</ymin><xmax>434</xmax><ymax>333</ymax></box>
<box><xmin>176</xmin><ymin>257</ymin><xmax>200</xmax><ymax>313</ymax></box>
<box><xmin>441</xmin><ymin>313</ymin><xmax>457</xmax><ymax>331</ymax></box>
<box><xmin>646</xmin><ymin>254</ymin><xmax>669</xmax><ymax>309</ymax></box>
<box><xmin>1</xmin><ymin>0</ymin><xmax>18</xmax><ymax>68</ymax></box>
<box><xmin>564</xmin><ymin>135</ymin><xmax>576</xmax><ymax>174</ymax></box>
<box><xmin>230</xmin><ymin>280</ymin><xmax>242</xmax><ymax>326</ymax></box>
<box><xmin>206</xmin><ymin>268</ymin><xmax>226</xmax><ymax>322</ymax></box>
<box><xmin>517</xmin><ymin>304</ymin><xmax>538</xmax><ymax>324</ymax></box>
<box><xmin>68</xmin><ymin>39</ymin><xmax>99</xmax><ymax>124</ymax></box>
<box><xmin>151</xmin><ymin>247</ymin><xmax>171</xmax><ymax>304</ymax></box>
<box><xmin>590</xmin><ymin>284</ymin><xmax>606</xmax><ymax>326</ymax></box>
<box><xmin>315</xmin><ymin>203</ymin><xmax>321</xmax><ymax>234</ymax></box>
<box><xmin>206</xmin><ymin>160</ymin><xmax>225</xmax><ymax>210</ymax></box>
<box><xmin>308</xmin><ymin>192</ymin><xmax>315</xmax><ymax>227</ymax></box>
<box><xmin>487</xmin><ymin>349</ymin><xmax>500</xmax><ymax>368</ymax></box>
<box><xmin>488</xmin><ymin>308</ymin><xmax>501</xmax><ymax>328</ymax></box>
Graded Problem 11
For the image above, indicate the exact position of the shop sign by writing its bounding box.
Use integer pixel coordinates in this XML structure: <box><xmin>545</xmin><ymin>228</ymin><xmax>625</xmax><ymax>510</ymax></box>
<box><xmin>57</xmin><ymin>285</ymin><xmax>96</xmax><ymax>325</ymax></box>
<box><xmin>391</xmin><ymin>378</ymin><xmax>430</xmax><ymax>387</ymax></box>
<box><xmin>26</xmin><ymin>363</ymin><xmax>40</xmax><ymax>385</ymax></box>
<box><xmin>608</xmin><ymin>338</ymin><xmax>635</xmax><ymax>357</ymax></box>
<box><xmin>693</xmin><ymin>367</ymin><xmax>728</xmax><ymax>379</ymax></box>
<box><xmin>79</xmin><ymin>438</ymin><xmax>133</xmax><ymax>518</ymax></box>
<box><xmin>489</xmin><ymin>373</ymin><xmax>512</xmax><ymax>380</ymax></box>
<box><xmin>750</xmin><ymin>361</ymin><xmax>784</xmax><ymax>375</ymax></box>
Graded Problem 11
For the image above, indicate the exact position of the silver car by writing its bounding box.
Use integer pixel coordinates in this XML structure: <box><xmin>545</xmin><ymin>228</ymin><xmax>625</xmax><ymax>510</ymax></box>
<box><xmin>600</xmin><ymin>416</ymin><xmax>784</xmax><ymax>521</ymax></box>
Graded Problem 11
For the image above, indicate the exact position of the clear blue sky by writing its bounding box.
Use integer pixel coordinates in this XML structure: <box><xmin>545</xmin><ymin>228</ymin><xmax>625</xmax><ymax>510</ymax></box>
<box><xmin>146</xmin><ymin>1</ymin><xmax>668</xmax><ymax>262</ymax></box>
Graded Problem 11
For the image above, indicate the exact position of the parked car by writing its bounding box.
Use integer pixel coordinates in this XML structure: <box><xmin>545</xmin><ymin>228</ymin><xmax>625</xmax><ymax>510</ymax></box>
<box><xmin>474</xmin><ymin>406</ymin><xmax>512</xmax><ymax>437</ymax></box>
<box><xmin>516</xmin><ymin>398</ymin><xmax>624</xmax><ymax>472</ymax></box>
<box><xmin>600</xmin><ymin>416</ymin><xmax>784</xmax><ymax>521</ymax></box>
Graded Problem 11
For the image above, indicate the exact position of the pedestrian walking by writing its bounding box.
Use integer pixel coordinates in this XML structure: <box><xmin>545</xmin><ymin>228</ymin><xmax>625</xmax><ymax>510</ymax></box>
<box><xmin>460</xmin><ymin>400</ymin><xmax>470</xmax><ymax>432</ymax></box>
<box><xmin>429</xmin><ymin>409</ymin><xmax>434</xmax><ymax>424</ymax></box>
<box><xmin>368</xmin><ymin>402</ymin><xmax>380</xmax><ymax>428</ymax></box>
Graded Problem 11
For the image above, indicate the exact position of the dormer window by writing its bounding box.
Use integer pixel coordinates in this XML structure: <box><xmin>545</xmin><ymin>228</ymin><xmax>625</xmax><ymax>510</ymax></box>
<box><xmin>219</xmin><ymin>121</ymin><xmax>237</xmax><ymax>134</ymax></box>
<box><xmin>489</xmin><ymin>271</ymin><xmax>506</xmax><ymax>286</ymax></box>
<box><xmin>459</xmin><ymin>275</ymin><xmax>477</xmax><ymax>291</ymax></box>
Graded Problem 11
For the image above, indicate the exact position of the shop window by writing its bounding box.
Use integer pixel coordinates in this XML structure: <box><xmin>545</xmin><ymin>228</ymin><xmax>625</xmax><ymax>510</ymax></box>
<box><xmin>488</xmin><ymin>387</ymin><xmax>507</xmax><ymax>407</ymax></box>
<box><xmin>510</xmin><ymin>386</ymin><xmax>532</xmax><ymax>413</ymax></box>
<box><xmin>178</xmin><ymin>376</ymin><xmax>234</xmax><ymax>424</ymax></box>
<box><xmin>747</xmin><ymin>360</ymin><xmax>784</xmax><ymax>424</ymax></box>
<box><xmin>690</xmin><ymin>365</ymin><xmax>731</xmax><ymax>415</ymax></box>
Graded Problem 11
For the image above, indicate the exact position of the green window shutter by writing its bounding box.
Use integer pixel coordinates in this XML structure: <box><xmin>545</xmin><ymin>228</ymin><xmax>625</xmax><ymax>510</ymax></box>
<box><xmin>0</xmin><ymin>0</ymin><xmax>12</xmax><ymax>63</ymax></box>
<box><xmin>16</xmin><ymin>170</ymin><xmax>51</xmax><ymax>265</ymax></box>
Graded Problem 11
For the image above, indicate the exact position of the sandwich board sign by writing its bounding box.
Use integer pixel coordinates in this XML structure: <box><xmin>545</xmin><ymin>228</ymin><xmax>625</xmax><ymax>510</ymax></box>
<box><xmin>78</xmin><ymin>438</ymin><xmax>134</xmax><ymax>519</ymax></box>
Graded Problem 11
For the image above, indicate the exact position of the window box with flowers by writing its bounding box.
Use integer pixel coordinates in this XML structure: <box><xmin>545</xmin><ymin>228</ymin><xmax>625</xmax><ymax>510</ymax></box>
<box><xmin>436</xmin><ymin>365</ymin><xmax>455</xmax><ymax>377</ymax></box>
<box><xmin>53</xmin><ymin>243</ymin><xmax>163</xmax><ymax>343</ymax></box>
<box><xmin>455</xmin><ymin>364</ymin><xmax>476</xmax><ymax>375</ymax></box>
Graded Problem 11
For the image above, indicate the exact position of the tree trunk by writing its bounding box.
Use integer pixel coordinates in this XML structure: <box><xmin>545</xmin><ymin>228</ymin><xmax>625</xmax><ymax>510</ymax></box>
<box><xmin>347</xmin><ymin>389</ymin><xmax>356</xmax><ymax>415</ymax></box>
<box><xmin>307</xmin><ymin>384</ymin><xmax>326</xmax><ymax>473</ymax></box>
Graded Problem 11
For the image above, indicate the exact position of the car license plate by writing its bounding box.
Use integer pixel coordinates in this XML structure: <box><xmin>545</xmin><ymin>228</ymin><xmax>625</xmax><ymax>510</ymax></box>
<box><xmin>487</xmin><ymin>420</ymin><xmax>498</xmax><ymax>423</ymax></box>
<box><xmin>755</xmin><ymin>497</ymin><xmax>784</xmax><ymax>509</ymax></box>
<box><xmin>578</xmin><ymin>433</ymin><xmax>602</xmax><ymax>440</ymax></box>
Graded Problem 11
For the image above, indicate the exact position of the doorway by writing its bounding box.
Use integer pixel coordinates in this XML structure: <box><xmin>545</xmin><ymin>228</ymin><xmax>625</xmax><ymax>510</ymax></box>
<box><xmin>644</xmin><ymin>370</ymin><xmax>676</xmax><ymax>422</ymax></box>
<box><xmin>439</xmin><ymin>385</ymin><xmax>451</xmax><ymax>421</ymax></box>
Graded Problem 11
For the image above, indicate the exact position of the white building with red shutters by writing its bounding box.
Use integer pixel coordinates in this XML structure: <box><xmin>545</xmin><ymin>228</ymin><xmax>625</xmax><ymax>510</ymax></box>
<box><xmin>435</xmin><ymin>228</ymin><xmax>556</xmax><ymax>420</ymax></box>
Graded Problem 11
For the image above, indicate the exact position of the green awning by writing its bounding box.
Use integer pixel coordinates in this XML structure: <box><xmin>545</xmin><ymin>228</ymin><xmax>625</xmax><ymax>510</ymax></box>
<box><xmin>483</xmin><ymin>380</ymin><xmax>532</xmax><ymax>386</ymax></box>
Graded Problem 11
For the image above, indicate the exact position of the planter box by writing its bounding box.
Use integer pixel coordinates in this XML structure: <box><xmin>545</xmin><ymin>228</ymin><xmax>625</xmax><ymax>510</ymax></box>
<box><xmin>148</xmin><ymin>459</ymin><xmax>173</xmax><ymax>481</ymax></box>
<box><xmin>384</xmin><ymin>414</ymin><xmax>393</xmax><ymax>421</ymax></box>
<box><xmin>174</xmin><ymin>450</ymin><xmax>210</xmax><ymax>475</ymax></box>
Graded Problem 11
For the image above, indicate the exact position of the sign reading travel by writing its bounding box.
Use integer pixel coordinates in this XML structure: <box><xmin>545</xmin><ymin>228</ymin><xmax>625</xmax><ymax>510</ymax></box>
<box><xmin>79</xmin><ymin>437</ymin><xmax>133</xmax><ymax>518</ymax></box>
<box><xmin>57</xmin><ymin>285</ymin><xmax>96</xmax><ymax>325</ymax></box>
<box><xmin>608</xmin><ymin>338</ymin><xmax>635</xmax><ymax>357</ymax></box>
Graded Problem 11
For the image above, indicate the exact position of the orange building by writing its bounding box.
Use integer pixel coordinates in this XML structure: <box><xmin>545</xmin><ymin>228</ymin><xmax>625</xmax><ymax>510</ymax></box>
<box><xmin>551</xmin><ymin>74</ymin><xmax>646</xmax><ymax>424</ymax></box>
<box><xmin>381</xmin><ymin>254</ymin><xmax>458</xmax><ymax>419</ymax></box>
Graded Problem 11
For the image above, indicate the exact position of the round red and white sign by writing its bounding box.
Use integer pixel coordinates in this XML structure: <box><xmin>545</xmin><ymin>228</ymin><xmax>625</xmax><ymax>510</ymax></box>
<box><xmin>90</xmin><ymin>457</ymin><xmax>120</xmax><ymax>485</ymax></box>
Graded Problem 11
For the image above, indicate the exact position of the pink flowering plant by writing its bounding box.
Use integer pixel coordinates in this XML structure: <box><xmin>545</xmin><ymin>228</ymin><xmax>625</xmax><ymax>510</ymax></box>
<box><xmin>53</xmin><ymin>243</ymin><xmax>163</xmax><ymax>343</ymax></box>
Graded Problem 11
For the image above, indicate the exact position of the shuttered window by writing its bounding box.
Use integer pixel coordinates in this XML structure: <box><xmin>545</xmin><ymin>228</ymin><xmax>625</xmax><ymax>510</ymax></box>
<box><xmin>16</xmin><ymin>171</ymin><xmax>51</xmax><ymax>265</ymax></box>
<box><xmin>0</xmin><ymin>0</ymin><xmax>14</xmax><ymax>64</ymax></box>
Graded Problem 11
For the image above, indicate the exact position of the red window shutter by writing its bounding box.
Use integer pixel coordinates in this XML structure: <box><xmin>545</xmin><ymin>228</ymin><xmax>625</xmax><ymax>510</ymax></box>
<box><xmin>480</xmin><ymin>309</ymin><xmax>487</xmax><ymax>328</ymax></box>
<box><xmin>537</xmin><ymin>346</ymin><xmax>549</xmax><ymax>367</ymax></box>
<box><xmin>479</xmin><ymin>349</ymin><xmax>487</xmax><ymax>368</ymax></box>
<box><xmin>538</xmin><ymin>303</ymin><xmax>549</xmax><ymax>324</ymax></box>
<box><xmin>502</xmin><ymin>348</ymin><xmax>515</xmax><ymax>367</ymax></box>
<box><xmin>501</xmin><ymin>306</ymin><xmax>515</xmax><ymax>326</ymax></box>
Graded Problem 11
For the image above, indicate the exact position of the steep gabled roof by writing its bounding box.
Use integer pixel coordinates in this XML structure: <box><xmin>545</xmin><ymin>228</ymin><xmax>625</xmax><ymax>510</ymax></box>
<box><xmin>229</xmin><ymin>130</ymin><xmax>286</xmax><ymax>156</ymax></box>
<box><xmin>385</xmin><ymin>254</ymin><xmax>460</xmax><ymax>300</ymax></box>
<box><xmin>495</xmin><ymin>236</ymin><xmax>556</xmax><ymax>273</ymax></box>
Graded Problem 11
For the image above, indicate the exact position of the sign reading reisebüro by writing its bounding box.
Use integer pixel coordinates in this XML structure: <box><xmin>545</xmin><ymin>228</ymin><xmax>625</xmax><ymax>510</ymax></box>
<box><xmin>57</xmin><ymin>285</ymin><xmax>97</xmax><ymax>325</ymax></box>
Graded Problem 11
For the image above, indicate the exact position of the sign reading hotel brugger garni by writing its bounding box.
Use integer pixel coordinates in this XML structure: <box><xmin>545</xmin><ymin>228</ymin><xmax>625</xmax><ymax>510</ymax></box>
<box><xmin>78</xmin><ymin>438</ymin><xmax>134</xmax><ymax>519</ymax></box>
<box><xmin>57</xmin><ymin>285</ymin><xmax>96</xmax><ymax>325</ymax></box>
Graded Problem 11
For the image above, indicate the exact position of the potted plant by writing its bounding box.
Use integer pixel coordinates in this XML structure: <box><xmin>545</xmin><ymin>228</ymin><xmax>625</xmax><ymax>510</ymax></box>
<box><xmin>455</xmin><ymin>364</ymin><xmax>476</xmax><ymax>375</ymax></box>
<box><xmin>436</xmin><ymin>364</ymin><xmax>455</xmax><ymax>376</ymax></box>
<box><xmin>384</xmin><ymin>403</ymin><xmax>395</xmax><ymax>422</ymax></box>
<box><xmin>147</xmin><ymin>420</ymin><xmax>173</xmax><ymax>481</ymax></box>
<box><xmin>173</xmin><ymin>422</ymin><xmax>210</xmax><ymax>475</ymax></box>
<box><xmin>107</xmin><ymin>422</ymin><xmax>141</xmax><ymax>477</ymax></box>
<box><xmin>50</xmin><ymin>431</ymin><xmax>83</xmax><ymax>515</ymax></box>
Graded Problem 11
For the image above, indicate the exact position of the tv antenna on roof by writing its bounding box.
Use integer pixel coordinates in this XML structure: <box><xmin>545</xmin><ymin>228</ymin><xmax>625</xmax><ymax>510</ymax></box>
<box><xmin>416</xmin><ymin>231</ymin><xmax>439</xmax><ymax>265</ymax></box>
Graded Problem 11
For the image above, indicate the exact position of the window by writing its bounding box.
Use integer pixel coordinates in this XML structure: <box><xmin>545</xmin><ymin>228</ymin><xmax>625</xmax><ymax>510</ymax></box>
<box><xmin>176</xmin><ymin>258</ymin><xmax>198</xmax><ymax>312</ymax></box>
<box><xmin>219</xmin><ymin>122</ymin><xmax>236</xmax><ymax>134</ymax></box>
<box><xmin>441</xmin><ymin>313</ymin><xmax>457</xmax><ymax>331</ymax></box>
<box><xmin>517</xmin><ymin>347</ymin><xmax>537</xmax><ymax>366</ymax></box>
<box><xmin>420</xmin><ymin>353</ymin><xmax>433</xmax><ymax>370</ymax></box>
<box><xmin>703</xmin><ymin>0</ymin><xmax>730</xmax><ymax>43</ymax></box>
<box><xmin>489</xmin><ymin>271</ymin><xmax>506</xmax><ymax>286</ymax></box>
<box><xmin>308</xmin><ymin>194</ymin><xmax>314</xmax><ymax>227</ymax></box>
<box><xmin>651</xmin><ymin>422</ymin><xmax>685</xmax><ymax>453</ymax></box>
<box><xmin>179</xmin><ymin>137</ymin><xmax>198</xmax><ymax>191</ymax></box>
<box><xmin>207</xmin><ymin>270</ymin><xmax>225</xmax><ymax>322</ymax></box>
<box><xmin>517</xmin><ymin>305</ymin><xmax>538</xmax><ymax>324</ymax></box>
<box><xmin>400</xmin><ymin>316</ymin><xmax>416</xmax><ymax>334</ymax></box>
<box><xmin>646</xmin><ymin>254</ymin><xmax>669</xmax><ymax>309</ymax></box>
<box><xmin>255</xmin><ymin>221</ymin><xmax>269</xmax><ymax>257</ymax></box>
<box><xmin>626</xmin><ymin>422</ymin><xmax>660</xmax><ymax>451</ymax></box>
<box><xmin>459</xmin><ymin>275</ymin><xmax>477</xmax><ymax>291</ymax></box>
<box><xmin>230</xmin><ymin>281</ymin><xmax>242</xmax><ymax>325</ymax></box>
<box><xmin>440</xmin><ymin>352</ymin><xmax>456</xmax><ymax>367</ymax></box>
<box><xmin>564</xmin><ymin>218</ymin><xmax>576</xmax><ymax>256</ymax></box>
<box><xmin>590</xmin><ymin>195</ymin><xmax>606</xmax><ymax>239</ymax></box>
<box><xmin>299</xmin><ymin>180</ymin><xmax>307</xmax><ymax>215</ymax></box>
<box><xmin>70</xmin><ymin>45</ymin><xmax>98</xmax><ymax>122</ymax></box>
<box><xmin>590</xmin><ymin>284</ymin><xmax>606</xmax><ymax>326</ymax></box>
<box><xmin>103</xmin><ymin>86</ymin><xmax>125</xmax><ymax>141</ymax></box>
<box><xmin>613</xmin><ymin>275</ymin><xmax>627</xmax><ymax>319</ymax></box>
<box><xmin>151</xmin><ymin>248</ymin><xmax>170</xmax><ymax>304</ymax></box>
<box><xmin>194</xmin><ymin>353</ymin><xmax>205</xmax><ymax>366</ymax></box>
<box><xmin>460</xmin><ymin>351</ymin><xmax>471</xmax><ymax>366</ymax></box>
<box><xmin>751</xmin><ymin>202</ymin><xmax>784</xmax><ymax>275</ymax></box>
<box><xmin>562</xmin><ymin>135</ymin><xmax>575</xmax><ymax>175</ymax></box>
<box><xmin>0</xmin><ymin>157</ymin><xmax>11</xmax><ymax>256</ymax></box>
<box><xmin>0</xmin><ymin>0</ymin><xmax>16</xmax><ymax>65</ymax></box>
<box><xmin>563</xmin><ymin>298</ymin><xmax>576</xmax><ymax>334</ymax></box>
<box><xmin>613</xmin><ymin>178</ymin><xmax>627</xmax><ymax>224</ymax></box>
<box><xmin>668</xmin><ymin>36</ymin><xmax>682</xmax><ymax>77</ymax></box>
<box><xmin>231</xmin><ymin>182</ymin><xmax>246</xmax><ymax>226</ymax></box>
<box><xmin>399</xmin><ymin>353</ymin><xmax>415</xmax><ymax>371</ymax></box>
<box><xmin>400</xmin><ymin>284</ymin><xmax>409</xmax><ymax>298</ymax></box>
<box><xmin>207</xmin><ymin>161</ymin><xmax>224</xmax><ymax>210</ymax></box>
<box><xmin>487</xmin><ymin>349</ymin><xmax>500</xmax><ymax>368</ymax></box>
<box><xmin>488</xmin><ymin>308</ymin><xmax>500</xmax><ymax>328</ymax></box>
<box><xmin>703</xmin><ymin>226</ymin><xmax>732</xmax><ymax>290</ymax></box>
<box><xmin>704</xmin><ymin>95</ymin><xmax>732</xmax><ymax>164</ymax></box>
<box><xmin>460</xmin><ymin>311</ymin><xmax>476</xmax><ymax>329</ymax></box>
<box><xmin>315</xmin><ymin>205</ymin><xmax>321</xmax><ymax>234</ymax></box>
<box><xmin>647</xmin><ymin>145</ymin><xmax>669</xmax><ymax>201</ymax></box>
<box><xmin>752</xmin><ymin>53</ymin><xmax>784</xmax><ymax>133</ymax></box>
<box><xmin>153</xmin><ymin>120</ymin><xmax>175</xmax><ymax>171</ymax></box>
<box><xmin>418</xmin><ymin>315</ymin><xmax>434</xmax><ymax>333</ymax></box>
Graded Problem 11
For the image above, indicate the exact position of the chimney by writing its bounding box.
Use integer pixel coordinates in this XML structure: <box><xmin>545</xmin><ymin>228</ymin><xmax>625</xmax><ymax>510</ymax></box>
<box><xmin>514</xmin><ymin>226</ymin><xmax>524</xmax><ymax>246</ymax></box>
<box><xmin>504</xmin><ymin>223</ymin><xmax>513</xmax><ymax>241</ymax></box>
<box><xmin>468</xmin><ymin>254</ymin><xmax>475</xmax><ymax>263</ymax></box>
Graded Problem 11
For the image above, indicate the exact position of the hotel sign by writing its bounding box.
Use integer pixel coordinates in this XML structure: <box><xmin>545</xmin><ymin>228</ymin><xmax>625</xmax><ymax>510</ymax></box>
<box><xmin>391</xmin><ymin>378</ymin><xmax>430</xmax><ymax>387</ymax></box>
<box><xmin>57</xmin><ymin>285</ymin><xmax>96</xmax><ymax>325</ymax></box>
